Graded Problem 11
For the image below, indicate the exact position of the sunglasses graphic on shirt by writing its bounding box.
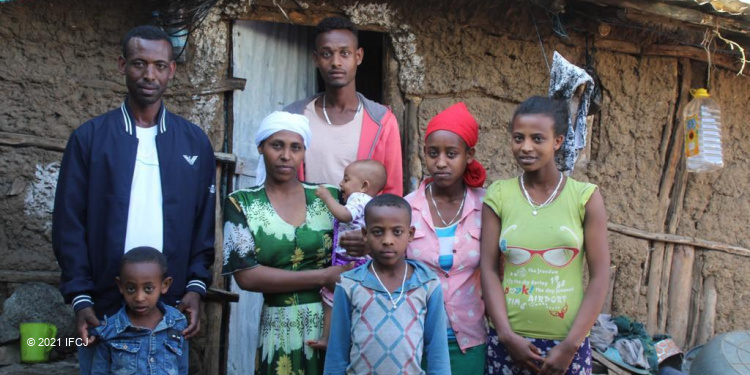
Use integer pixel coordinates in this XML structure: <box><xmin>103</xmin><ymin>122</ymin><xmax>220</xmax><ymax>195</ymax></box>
<box><xmin>500</xmin><ymin>240</ymin><xmax>580</xmax><ymax>268</ymax></box>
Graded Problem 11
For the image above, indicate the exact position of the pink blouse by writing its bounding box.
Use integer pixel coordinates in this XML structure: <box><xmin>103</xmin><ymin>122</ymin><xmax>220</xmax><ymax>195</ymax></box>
<box><xmin>405</xmin><ymin>181</ymin><xmax>487</xmax><ymax>352</ymax></box>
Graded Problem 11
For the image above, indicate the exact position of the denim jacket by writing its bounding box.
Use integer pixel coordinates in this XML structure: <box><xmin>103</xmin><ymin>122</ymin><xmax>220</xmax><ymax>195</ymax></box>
<box><xmin>92</xmin><ymin>302</ymin><xmax>188</xmax><ymax>375</ymax></box>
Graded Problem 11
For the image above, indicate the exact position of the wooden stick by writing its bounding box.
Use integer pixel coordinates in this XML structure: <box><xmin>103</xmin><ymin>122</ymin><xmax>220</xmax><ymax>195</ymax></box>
<box><xmin>667</xmin><ymin>245</ymin><xmax>694</xmax><ymax>347</ymax></box>
<box><xmin>647</xmin><ymin>59</ymin><xmax>691</xmax><ymax>335</ymax></box>
<box><xmin>204</xmin><ymin>287</ymin><xmax>240</xmax><ymax>303</ymax></box>
<box><xmin>577</xmin><ymin>0</ymin><xmax>750</xmax><ymax>35</ymax></box>
<box><xmin>167</xmin><ymin>77</ymin><xmax>247</xmax><ymax>97</ymax></box>
<box><xmin>662</xmin><ymin>157</ymin><xmax>686</xmax><ymax>334</ymax></box>
<box><xmin>646</xmin><ymin>241</ymin><xmax>666</xmax><ymax>335</ymax></box>
<box><xmin>204</xmin><ymin>166</ymin><xmax>228</xmax><ymax>375</ymax></box>
<box><xmin>404</xmin><ymin>95</ymin><xmax>423</xmax><ymax>193</ymax></box>
<box><xmin>0</xmin><ymin>132</ymin><xmax>66</xmax><ymax>152</ymax></box>
<box><xmin>686</xmin><ymin>253</ymin><xmax>704</xmax><ymax>348</ymax></box>
<box><xmin>602</xmin><ymin>265</ymin><xmax>617</xmax><ymax>314</ymax></box>
<box><xmin>594</xmin><ymin>40</ymin><xmax>742</xmax><ymax>73</ymax></box>
<box><xmin>233</xmin><ymin>6</ymin><xmax>389</xmax><ymax>32</ymax></box>
<box><xmin>214</xmin><ymin>152</ymin><xmax>237</xmax><ymax>164</ymax></box>
<box><xmin>608</xmin><ymin>223</ymin><xmax>750</xmax><ymax>257</ymax></box>
<box><xmin>658</xmin><ymin>242</ymin><xmax>675</xmax><ymax>333</ymax></box>
<box><xmin>0</xmin><ymin>270</ymin><xmax>60</xmax><ymax>284</ymax></box>
<box><xmin>697</xmin><ymin>276</ymin><xmax>717</xmax><ymax>345</ymax></box>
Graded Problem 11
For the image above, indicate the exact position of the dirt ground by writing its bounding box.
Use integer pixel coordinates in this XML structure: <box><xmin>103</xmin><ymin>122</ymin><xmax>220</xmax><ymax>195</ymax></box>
<box><xmin>0</xmin><ymin>0</ymin><xmax>748</xmax><ymax>354</ymax></box>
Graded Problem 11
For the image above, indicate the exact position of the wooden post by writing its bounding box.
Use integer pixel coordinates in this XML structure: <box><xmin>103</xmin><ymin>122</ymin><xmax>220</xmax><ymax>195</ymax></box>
<box><xmin>666</xmin><ymin>245</ymin><xmax>695</xmax><ymax>347</ymax></box>
<box><xmin>686</xmin><ymin>253</ymin><xmax>704</xmax><ymax>348</ymax></box>
<box><xmin>204</xmin><ymin>164</ymin><xmax>226</xmax><ymax>375</ymax></box>
<box><xmin>697</xmin><ymin>276</ymin><xmax>718</xmax><ymax>345</ymax></box>
<box><xmin>404</xmin><ymin>95</ymin><xmax>423</xmax><ymax>193</ymax></box>
<box><xmin>647</xmin><ymin>59</ymin><xmax>691</xmax><ymax>335</ymax></box>
<box><xmin>657</xmin><ymin>243</ymin><xmax>675</xmax><ymax>333</ymax></box>
<box><xmin>647</xmin><ymin>240</ymin><xmax>666</xmax><ymax>335</ymax></box>
<box><xmin>602</xmin><ymin>266</ymin><xmax>617</xmax><ymax>314</ymax></box>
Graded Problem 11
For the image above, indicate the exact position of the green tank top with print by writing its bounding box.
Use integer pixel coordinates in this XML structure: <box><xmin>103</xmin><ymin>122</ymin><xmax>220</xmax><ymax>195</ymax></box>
<box><xmin>484</xmin><ymin>177</ymin><xmax>597</xmax><ymax>340</ymax></box>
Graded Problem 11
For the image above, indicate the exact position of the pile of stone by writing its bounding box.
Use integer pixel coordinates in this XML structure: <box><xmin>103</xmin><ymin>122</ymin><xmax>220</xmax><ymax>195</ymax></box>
<box><xmin>0</xmin><ymin>283</ymin><xmax>75</xmax><ymax>367</ymax></box>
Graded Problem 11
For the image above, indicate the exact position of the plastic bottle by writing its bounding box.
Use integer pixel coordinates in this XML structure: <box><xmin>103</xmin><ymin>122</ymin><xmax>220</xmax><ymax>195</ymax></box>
<box><xmin>684</xmin><ymin>88</ymin><xmax>724</xmax><ymax>172</ymax></box>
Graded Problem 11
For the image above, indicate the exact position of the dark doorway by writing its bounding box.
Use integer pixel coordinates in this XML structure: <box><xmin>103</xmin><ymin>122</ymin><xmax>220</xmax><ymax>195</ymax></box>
<box><xmin>317</xmin><ymin>30</ymin><xmax>385</xmax><ymax>103</ymax></box>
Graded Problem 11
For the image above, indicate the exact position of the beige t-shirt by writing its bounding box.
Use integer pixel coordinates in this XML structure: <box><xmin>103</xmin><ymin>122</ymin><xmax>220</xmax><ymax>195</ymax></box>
<box><xmin>303</xmin><ymin>99</ymin><xmax>363</xmax><ymax>185</ymax></box>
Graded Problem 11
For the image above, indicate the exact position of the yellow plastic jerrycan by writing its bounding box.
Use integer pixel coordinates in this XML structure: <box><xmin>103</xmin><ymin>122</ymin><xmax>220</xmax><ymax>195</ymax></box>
<box><xmin>684</xmin><ymin>88</ymin><xmax>724</xmax><ymax>172</ymax></box>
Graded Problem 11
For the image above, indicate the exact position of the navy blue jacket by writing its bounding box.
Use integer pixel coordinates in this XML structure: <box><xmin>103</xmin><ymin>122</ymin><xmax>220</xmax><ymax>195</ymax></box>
<box><xmin>52</xmin><ymin>102</ymin><xmax>216</xmax><ymax>318</ymax></box>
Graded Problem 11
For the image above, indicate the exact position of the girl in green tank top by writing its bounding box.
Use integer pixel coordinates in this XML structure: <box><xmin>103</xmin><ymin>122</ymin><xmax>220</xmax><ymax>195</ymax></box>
<box><xmin>480</xmin><ymin>97</ymin><xmax>611</xmax><ymax>375</ymax></box>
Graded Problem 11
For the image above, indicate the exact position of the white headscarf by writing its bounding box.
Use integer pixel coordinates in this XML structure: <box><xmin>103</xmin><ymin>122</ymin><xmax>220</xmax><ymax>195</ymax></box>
<box><xmin>254</xmin><ymin>111</ymin><xmax>311</xmax><ymax>185</ymax></box>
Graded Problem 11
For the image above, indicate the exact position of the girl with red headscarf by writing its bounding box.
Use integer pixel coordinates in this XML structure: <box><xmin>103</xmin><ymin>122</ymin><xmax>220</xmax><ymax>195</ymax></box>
<box><xmin>405</xmin><ymin>102</ymin><xmax>487</xmax><ymax>374</ymax></box>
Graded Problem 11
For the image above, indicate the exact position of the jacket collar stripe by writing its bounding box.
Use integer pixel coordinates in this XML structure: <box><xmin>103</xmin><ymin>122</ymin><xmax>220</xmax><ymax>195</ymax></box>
<box><xmin>160</xmin><ymin>106</ymin><xmax>167</xmax><ymax>133</ymax></box>
<box><xmin>120</xmin><ymin>102</ymin><xmax>168</xmax><ymax>135</ymax></box>
<box><xmin>120</xmin><ymin>103</ymin><xmax>133</xmax><ymax>135</ymax></box>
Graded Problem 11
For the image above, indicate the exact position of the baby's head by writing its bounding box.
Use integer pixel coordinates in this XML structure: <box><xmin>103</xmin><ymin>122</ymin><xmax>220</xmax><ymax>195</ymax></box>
<box><xmin>116</xmin><ymin>247</ymin><xmax>172</xmax><ymax>317</ymax></box>
<box><xmin>339</xmin><ymin>160</ymin><xmax>387</xmax><ymax>200</ymax></box>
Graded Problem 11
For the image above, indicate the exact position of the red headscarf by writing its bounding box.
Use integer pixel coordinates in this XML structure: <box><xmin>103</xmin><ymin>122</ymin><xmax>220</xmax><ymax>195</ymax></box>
<box><xmin>424</xmin><ymin>102</ymin><xmax>487</xmax><ymax>188</ymax></box>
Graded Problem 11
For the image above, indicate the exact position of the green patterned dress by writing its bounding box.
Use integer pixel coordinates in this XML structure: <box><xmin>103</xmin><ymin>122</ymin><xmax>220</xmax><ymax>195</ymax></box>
<box><xmin>222</xmin><ymin>183</ymin><xmax>338</xmax><ymax>375</ymax></box>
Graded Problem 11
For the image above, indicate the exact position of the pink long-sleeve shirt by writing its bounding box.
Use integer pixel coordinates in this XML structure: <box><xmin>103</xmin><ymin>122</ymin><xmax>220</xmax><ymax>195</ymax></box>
<box><xmin>405</xmin><ymin>180</ymin><xmax>487</xmax><ymax>352</ymax></box>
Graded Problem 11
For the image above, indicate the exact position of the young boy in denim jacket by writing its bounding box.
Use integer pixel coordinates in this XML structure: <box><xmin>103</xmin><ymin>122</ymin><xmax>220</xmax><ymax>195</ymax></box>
<box><xmin>91</xmin><ymin>247</ymin><xmax>188</xmax><ymax>374</ymax></box>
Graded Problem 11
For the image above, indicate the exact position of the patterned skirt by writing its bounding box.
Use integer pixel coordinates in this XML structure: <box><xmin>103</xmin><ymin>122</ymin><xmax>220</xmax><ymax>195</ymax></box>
<box><xmin>486</xmin><ymin>327</ymin><xmax>592</xmax><ymax>375</ymax></box>
<box><xmin>257</xmin><ymin>302</ymin><xmax>324</xmax><ymax>375</ymax></box>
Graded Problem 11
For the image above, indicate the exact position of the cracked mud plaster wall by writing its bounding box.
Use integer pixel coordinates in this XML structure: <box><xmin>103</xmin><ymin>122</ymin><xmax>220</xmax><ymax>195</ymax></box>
<box><xmin>2</xmin><ymin>0</ymin><xmax>750</xmax><ymax>336</ymax></box>
<box><xmin>373</xmin><ymin>1</ymin><xmax>750</xmax><ymax>334</ymax></box>
<box><xmin>0</xmin><ymin>0</ymin><xmax>227</xmax><ymax>274</ymax></box>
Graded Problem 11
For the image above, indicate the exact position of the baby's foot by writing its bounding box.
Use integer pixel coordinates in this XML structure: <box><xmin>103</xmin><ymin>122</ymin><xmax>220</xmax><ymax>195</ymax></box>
<box><xmin>305</xmin><ymin>338</ymin><xmax>328</xmax><ymax>351</ymax></box>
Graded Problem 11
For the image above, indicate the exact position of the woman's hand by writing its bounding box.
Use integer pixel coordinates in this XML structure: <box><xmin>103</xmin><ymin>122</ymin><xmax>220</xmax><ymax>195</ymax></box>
<box><xmin>339</xmin><ymin>230</ymin><xmax>368</xmax><ymax>257</ymax></box>
<box><xmin>323</xmin><ymin>262</ymin><xmax>355</xmax><ymax>291</ymax></box>
<box><xmin>538</xmin><ymin>340</ymin><xmax>578</xmax><ymax>375</ymax></box>
<box><xmin>501</xmin><ymin>332</ymin><xmax>544</xmax><ymax>373</ymax></box>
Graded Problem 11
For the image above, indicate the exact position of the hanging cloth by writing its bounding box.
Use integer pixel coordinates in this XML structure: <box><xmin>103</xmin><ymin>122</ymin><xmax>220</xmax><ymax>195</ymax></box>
<box><xmin>548</xmin><ymin>51</ymin><xmax>595</xmax><ymax>172</ymax></box>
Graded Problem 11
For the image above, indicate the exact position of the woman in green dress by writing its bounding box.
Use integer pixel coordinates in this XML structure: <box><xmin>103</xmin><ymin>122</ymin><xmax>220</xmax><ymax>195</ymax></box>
<box><xmin>222</xmin><ymin>111</ymin><xmax>352</xmax><ymax>375</ymax></box>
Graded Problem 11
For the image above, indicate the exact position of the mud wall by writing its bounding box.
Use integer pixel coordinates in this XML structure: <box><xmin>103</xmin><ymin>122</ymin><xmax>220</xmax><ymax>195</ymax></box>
<box><xmin>330</xmin><ymin>0</ymin><xmax>750</xmax><ymax>338</ymax></box>
<box><xmin>0</xmin><ymin>0</ymin><xmax>748</xmax><ymax>359</ymax></box>
<box><xmin>0</xmin><ymin>0</ymin><xmax>228</xmax><ymax>279</ymax></box>
<box><xmin>0</xmin><ymin>0</ymin><xmax>229</xmax><ymax>370</ymax></box>
<box><xmin>384</xmin><ymin>1</ymin><xmax>750</xmax><ymax>338</ymax></box>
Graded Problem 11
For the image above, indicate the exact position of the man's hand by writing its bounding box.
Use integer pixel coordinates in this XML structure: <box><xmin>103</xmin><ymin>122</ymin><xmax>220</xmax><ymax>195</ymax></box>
<box><xmin>76</xmin><ymin>307</ymin><xmax>100</xmax><ymax>346</ymax></box>
<box><xmin>178</xmin><ymin>291</ymin><xmax>202</xmax><ymax>339</ymax></box>
<box><xmin>339</xmin><ymin>230</ymin><xmax>368</xmax><ymax>257</ymax></box>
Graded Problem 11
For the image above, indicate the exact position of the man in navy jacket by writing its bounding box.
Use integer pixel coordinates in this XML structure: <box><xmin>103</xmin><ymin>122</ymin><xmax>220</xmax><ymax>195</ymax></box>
<box><xmin>52</xmin><ymin>25</ymin><xmax>215</xmax><ymax>374</ymax></box>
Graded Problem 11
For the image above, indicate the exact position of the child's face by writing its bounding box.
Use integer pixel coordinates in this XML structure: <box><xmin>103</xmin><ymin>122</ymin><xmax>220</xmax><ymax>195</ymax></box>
<box><xmin>424</xmin><ymin>130</ymin><xmax>474</xmax><ymax>189</ymax></box>
<box><xmin>363</xmin><ymin>206</ymin><xmax>414</xmax><ymax>268</ymax></box>
<box><xmin>510</xmin><ymin>114</ymin><xmax>564</xmax><ymax>172</ymax></box>
<box><xmin>339</xmin><ymin>165</ymin><xmax>367</xmax><ymax>201</ymax></box>
<box><xmin>116</xmin><ymin>262</ymin><xmax>172</xmax><ymax>318</ymax></box>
